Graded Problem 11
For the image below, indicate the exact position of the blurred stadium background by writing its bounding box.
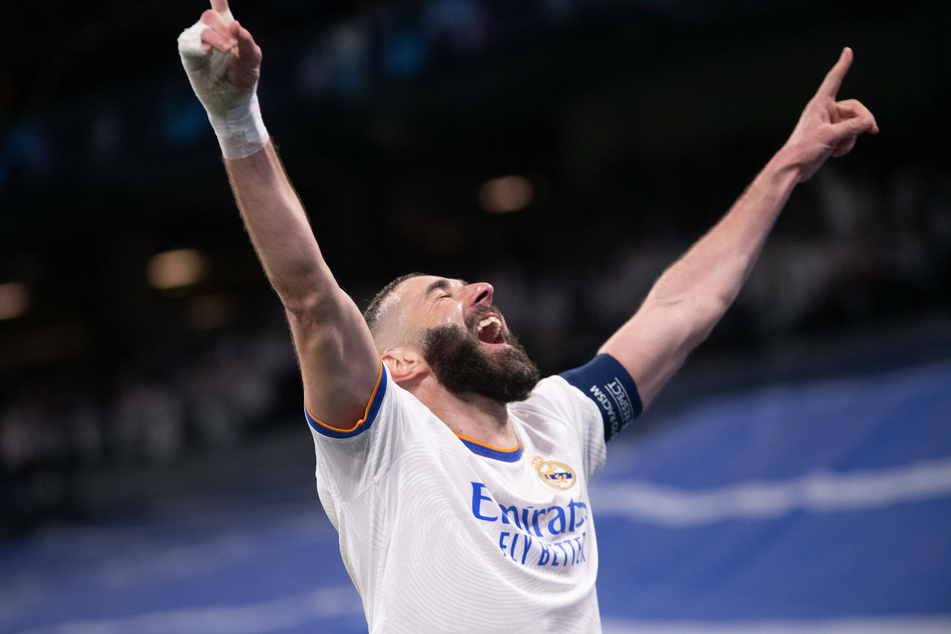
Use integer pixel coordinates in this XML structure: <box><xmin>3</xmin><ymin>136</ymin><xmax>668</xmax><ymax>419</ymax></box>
<box><xmin>1</xmin><ymin>0</ymin><xmax>950</xmax><ymax>632</ymax></box>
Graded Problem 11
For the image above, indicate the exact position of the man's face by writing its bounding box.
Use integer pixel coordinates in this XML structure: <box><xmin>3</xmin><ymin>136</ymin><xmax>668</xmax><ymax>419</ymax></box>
<box><xmin>392</xmin><ymin>276</ymin><xmax>540</xmax><ymax>404</ymax></box>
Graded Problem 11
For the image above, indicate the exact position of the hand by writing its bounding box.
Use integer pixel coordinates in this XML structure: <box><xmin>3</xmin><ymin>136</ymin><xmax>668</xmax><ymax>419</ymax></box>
<box><xmin>197</xmin><ymin>0</ymin><xmax>261</xmax><ymax>90</ymax></box>
<box><xmin>782</xmin><ymin>48</ymin><xmax>879</xmax><ymax>182</ymax></box>
<box><xmin>178</xmin><ymin>0</ymin><xmax>269</xmax><ymax>159</ymax></box>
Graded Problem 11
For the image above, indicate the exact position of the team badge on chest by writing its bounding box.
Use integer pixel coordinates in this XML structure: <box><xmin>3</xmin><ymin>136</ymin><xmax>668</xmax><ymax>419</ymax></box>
<box><xmin>529</xmin><ymin>455</ymin><xmax>576</xmax><ymax>490</ymax></box>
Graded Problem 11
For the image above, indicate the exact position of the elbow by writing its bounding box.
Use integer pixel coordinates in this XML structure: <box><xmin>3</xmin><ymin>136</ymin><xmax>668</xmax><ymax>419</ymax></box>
<box><xmin>651</xmin><ymin>293</ymin><xmax>726</xmax><ymax>349</ymax></box>
<box><xmin>281</xmin><ymin>281</ymin><xmax>341</xmax><ymax>324</ymax></box>
<box><xmin>689</xmin><ymin>294</ymin><xmax>729</xmax><ymax>345</ymax></box>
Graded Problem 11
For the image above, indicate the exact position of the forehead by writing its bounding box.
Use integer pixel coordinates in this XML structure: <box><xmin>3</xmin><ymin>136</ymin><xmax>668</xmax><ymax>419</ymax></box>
<box><xmin>395</xmin><ymin>275</ymin><xmax>467</xmax><ymax>300</ymax></box>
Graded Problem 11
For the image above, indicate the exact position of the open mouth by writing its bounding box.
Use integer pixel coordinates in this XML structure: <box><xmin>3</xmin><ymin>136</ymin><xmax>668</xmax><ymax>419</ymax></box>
<box><xmin>475</xmin><ymin>314</ymin><xmax>507</xmax><ymax>346</ymax></box>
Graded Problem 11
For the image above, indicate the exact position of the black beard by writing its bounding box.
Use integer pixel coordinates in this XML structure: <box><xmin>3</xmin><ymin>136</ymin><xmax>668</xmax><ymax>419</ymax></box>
<box><xmin>421</xmin><ymin>321</ymin><xmax>541</xmax><ymax>405</ymax></box>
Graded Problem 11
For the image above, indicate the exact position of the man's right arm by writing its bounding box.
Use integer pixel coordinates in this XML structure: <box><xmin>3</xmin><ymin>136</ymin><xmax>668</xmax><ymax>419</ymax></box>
<box><xmin>181</xmin><ymin>1</ymin><xmax>379</xmax><ymax>430</ymax></box>
<box><xmin>225</xmin><ymin>144</ymin><xmax>381</xmax><ymax>430</ymax></box>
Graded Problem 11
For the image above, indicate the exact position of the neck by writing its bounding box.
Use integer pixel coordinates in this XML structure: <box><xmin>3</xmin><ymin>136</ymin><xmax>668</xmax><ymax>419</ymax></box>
<box><xmin>412</xmin><ymin>376</ymin><xmax>518</xmax><ymax>449</ymax></box>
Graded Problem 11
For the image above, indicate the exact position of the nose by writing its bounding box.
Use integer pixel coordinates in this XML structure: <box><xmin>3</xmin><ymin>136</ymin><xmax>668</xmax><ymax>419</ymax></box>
<box><xmin>464</xmin><ymin>282</ymin><xmax>494</xmax><ymax>307</ymax></box>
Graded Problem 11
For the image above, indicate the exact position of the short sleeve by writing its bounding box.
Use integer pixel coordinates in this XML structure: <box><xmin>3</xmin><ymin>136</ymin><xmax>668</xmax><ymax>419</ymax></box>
<box><xmin>304</xmin><ymin>365</ymin><xmax>420</xmax><ymax>502</ymax></box>
<box><xmin>559</xmin><ymin>353</ymin><xmax>642</xmax><ymax>443</ymax></box>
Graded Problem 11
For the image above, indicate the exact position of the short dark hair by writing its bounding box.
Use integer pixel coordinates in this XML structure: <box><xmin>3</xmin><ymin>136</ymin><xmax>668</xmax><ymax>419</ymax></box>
<box><xmin>363</xmin><ymin>272</ymin><xmax>426</xmax><ymax>336</ymax></box>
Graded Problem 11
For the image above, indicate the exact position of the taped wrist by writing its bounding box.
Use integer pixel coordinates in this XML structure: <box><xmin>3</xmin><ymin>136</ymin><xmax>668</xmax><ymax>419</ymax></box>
<box><xmin>177</xmin><ymin>11</ymin><xmax>269</xmax><ymax>159</ymax></box>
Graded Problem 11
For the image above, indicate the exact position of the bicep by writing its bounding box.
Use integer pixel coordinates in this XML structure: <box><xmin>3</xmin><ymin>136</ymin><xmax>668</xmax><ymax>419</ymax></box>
<box><xmin>287</xmin><ymin>286</ymin><xmax>381</xmax><ymax>431</ymax></box>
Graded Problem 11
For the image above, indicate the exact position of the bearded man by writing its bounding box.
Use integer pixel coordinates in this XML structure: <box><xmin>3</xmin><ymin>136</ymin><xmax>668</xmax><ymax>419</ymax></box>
<box><xmin>178</xmin><ymin>2</ymin><xmax>878</xmax><ymax>631</ymax></box>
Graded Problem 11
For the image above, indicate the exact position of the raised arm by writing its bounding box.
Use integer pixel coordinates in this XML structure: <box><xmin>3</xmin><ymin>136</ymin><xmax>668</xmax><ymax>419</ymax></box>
<box><xmin>601</xmin><ymin>48</ymin><xmax>879</xmax><ymax>409</ymax></box>
<box><xmin>179</xmin><ymin>0</ymin><xmax>379</xmax><ymax>429</ymax></box>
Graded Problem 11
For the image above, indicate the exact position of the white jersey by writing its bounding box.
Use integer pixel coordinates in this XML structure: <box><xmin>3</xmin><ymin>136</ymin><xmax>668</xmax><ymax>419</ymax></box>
<box><xmin>306</xmin><ymin>355</ymin><xmax>641</xmax><ymax>633</ymax></box>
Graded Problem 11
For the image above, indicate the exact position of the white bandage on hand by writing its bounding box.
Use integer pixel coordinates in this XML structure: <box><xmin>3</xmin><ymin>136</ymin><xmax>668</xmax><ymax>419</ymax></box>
<box><xmin>177</xmin><ymin>10</ymin><xmax>269</xmax><ymax>159</ymax></box>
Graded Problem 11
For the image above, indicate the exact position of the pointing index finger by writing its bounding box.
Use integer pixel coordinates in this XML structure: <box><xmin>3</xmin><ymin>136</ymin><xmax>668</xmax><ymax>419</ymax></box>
<box><xmin>210</xmin><ymin>0</ymin><xmax>229</xmax><ymax>16</ymax></box>
<box><xmin>817</xmin><ymin>47</ymin><xmax>853</xmax><ymax>99</ymax></box>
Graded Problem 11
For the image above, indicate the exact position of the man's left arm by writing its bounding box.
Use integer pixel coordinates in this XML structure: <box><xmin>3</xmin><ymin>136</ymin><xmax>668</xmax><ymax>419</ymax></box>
<box><xmin>600</xmin><ymin>47</ymin><xmax>879</xmax><ymax>409</ymax></box>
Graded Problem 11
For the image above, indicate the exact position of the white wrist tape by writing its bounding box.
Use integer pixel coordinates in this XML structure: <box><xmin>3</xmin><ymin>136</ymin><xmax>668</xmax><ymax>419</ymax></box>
<box><xmin>177</xmin><ymin>10</ymin><xmax>269</xmax><ymax>159</ymax></box>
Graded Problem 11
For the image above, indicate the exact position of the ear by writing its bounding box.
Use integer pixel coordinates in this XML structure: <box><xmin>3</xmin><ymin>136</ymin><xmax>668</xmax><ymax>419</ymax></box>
<box><xmin>382</xmin><ymin>346</ymin><xmax>430</xmax><ymax>386</ymax></box>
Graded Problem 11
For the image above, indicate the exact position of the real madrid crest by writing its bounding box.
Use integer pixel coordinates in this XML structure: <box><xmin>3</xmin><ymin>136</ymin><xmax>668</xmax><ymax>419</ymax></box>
<box><xmin>529</xmin><ymin>455</ymin><xmax>576</xmax><ymax>490</ymax></box>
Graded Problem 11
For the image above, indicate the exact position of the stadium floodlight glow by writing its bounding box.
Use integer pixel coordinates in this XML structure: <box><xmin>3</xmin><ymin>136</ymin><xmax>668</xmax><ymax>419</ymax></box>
<box><xmin>479</xmin><ymin>176</ymin><xmax>534</xmax><ymax>214</ymax></box>
<box><xmin>0</xmin><ymin>282</ymin><xmax>30</xmax><ymax>320</ymax></box>
<box><xmin>146</xmin><ymin>249</ymin><xmax>208</xmax><ymax>290</ymax></box>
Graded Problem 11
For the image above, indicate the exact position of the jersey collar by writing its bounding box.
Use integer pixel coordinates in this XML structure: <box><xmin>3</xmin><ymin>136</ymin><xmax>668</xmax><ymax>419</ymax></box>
<box><xmin>455</xmin><ymin>433</ymin><xmax>522</xmax><ymax>463</ymax></box>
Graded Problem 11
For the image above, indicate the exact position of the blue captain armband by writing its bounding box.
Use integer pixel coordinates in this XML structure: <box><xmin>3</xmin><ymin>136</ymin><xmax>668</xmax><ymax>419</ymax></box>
<box><xmin>559</xmin><ymin>354</ymin><xmax>642</xmax><ymax>442</ymax></box>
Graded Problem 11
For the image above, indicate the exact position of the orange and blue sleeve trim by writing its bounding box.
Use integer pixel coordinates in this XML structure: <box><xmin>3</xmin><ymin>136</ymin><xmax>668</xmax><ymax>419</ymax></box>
<box><xmin>304</xmin><ymin>361</ymin><xmax>387</xmax><ymax>439</ymax></box>
<box><xmin>455</xmin><ymin>433</ymin><xmax>522</xmax><ymax>463</ymax></box>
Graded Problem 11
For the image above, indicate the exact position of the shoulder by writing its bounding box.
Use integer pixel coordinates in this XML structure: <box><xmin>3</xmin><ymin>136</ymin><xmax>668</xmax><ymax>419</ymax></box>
<box><xmin>512</xmin><ymin>354</ymin><xmax>643</xmax><ymax>444</ymax></box>
<box><xmin>306</xmin><ymin>364</ymin><xmax>436</xmax><ymax>444</ymax></box>
<box><xmin>306</xmin><ymin>366</ymin><xmax>448</xmax><ymax>501</ymax></box>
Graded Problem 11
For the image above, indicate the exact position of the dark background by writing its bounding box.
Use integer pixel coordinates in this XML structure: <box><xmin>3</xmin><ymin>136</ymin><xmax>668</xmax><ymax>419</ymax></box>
<box><xmin>1</xmin><ymin>0</ymin><xmax>950</xmax><ymax>535</ymax></box>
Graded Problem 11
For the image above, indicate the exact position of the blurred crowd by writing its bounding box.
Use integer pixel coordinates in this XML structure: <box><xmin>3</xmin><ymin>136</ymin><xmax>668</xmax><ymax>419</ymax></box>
<box><xmin>0</xmin><ymin>324</ymin><xmax>298</xmax><ymax>535</ymax></box>
<box><xmin>485</xmin><ymin>163</ymin><xmax>951</xmax><ymax>367</ymax></box>
<box><xmin>1</xmin><ymin>0</ymin><xmax>948</xmax><ymax>536</ymax></box>
<box><xmin>2</xmin><ymin>159</ymin><xmax>949</xmax><ymax>535</ymax></box>
<box><xmin>0</xmin><ymin>0</ymin><xmax>665</xmax><ymax>191</ymax></box>
<box><xmin>736</xmin><ymin>166</ymin><xmax>951</xmax><ymax>336</ymax></box>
